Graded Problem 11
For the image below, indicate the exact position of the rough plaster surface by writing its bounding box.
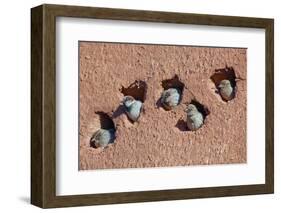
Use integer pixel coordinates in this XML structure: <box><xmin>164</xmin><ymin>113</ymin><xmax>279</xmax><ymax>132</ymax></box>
<box><xmin>79</xmin><ymin>42</ymin><xmax>247</xmax><ymax>170</ymax></box>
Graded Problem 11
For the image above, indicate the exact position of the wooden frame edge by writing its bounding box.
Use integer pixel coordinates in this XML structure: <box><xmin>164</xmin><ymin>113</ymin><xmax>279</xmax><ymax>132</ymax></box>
<box><xmin>265</xmin><ymin>19</ymin><xmax>274</xmax><ymax>194</ymax></box>
<box><xmin>31</xmin><ymin>5</ymin><xmax>44</xmax><ymax>208</ymax></box>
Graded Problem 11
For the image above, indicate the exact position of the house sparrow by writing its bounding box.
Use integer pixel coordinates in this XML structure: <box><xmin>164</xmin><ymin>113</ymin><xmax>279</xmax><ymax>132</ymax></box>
<box><xmin>122</xmin><ymin>96</ymin><xmax>143</xmax><ymax>122</ymax></box>
<box><xmin>91</xmin><ymin>128</ymin><xmax>115</xmax><ymax>148</ymax></box>
<box><xmin>185</xmin><ymin>104</ymin><xmax>204</xmax><ymax>131</ymax></box>
<box><xmin>160</xmin><ymin>88</ymin><xmax>181</xmax><ymax>110</ymax></box>
<box><xmin>218</xmin><ymin>79</ymin><xmax>234</xmax><ymax>101</ymax></box>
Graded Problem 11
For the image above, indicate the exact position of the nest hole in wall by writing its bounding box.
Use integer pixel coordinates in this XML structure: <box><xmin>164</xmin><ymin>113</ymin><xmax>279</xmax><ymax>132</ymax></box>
<box><xmin>158</xmin><ymin>75</ymin><xmax>185</xmax><ymax>110</ymax></box>
<box><xmin>211</xmin><ymin>66</ymin><xmax>237</xmax><ymax>89</ymax></box>
<box><xmin>120</xmin><ymin>80</ymin><xmax>147</xmax><ymax>102</ymax></box>
<box><xmin>175</xmin><ymin>99</ymin><xmax>210</xmax><ymax>132</ymax></box>
<box><xmin>162</xmin><ymin>74</ymin><xmax>184</xmax><ymax>94</ymax></box>
<box><xmin>90</xmin><ymin>111</ymin><xmax>116</xmax><ymax>148</ymax></box>
<box><xmin>210</xmin><ymin>66</ymin><xmax>237</xmax><ymax>101</ymax></box>
<box><xmin>189</xmin><ymin>100</ymin><xmax>210</xmax><ymax>119</ymax></box>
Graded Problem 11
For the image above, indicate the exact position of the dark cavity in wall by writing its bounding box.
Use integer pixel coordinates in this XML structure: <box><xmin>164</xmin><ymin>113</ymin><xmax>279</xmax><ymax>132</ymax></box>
<box><xmin>161</xmin><ymin>75</ymin><xmax>185</xmax><ymax>94</ymax></box>
<box><xmin>95</xmin><ymin>111</ymin><xmax>116</xmax><ymax>129</ymax></box>
<box><xmin>158</xmin><ymin>75</ymin><xmax>185</xmax><ymax>110</ymax></box>
<box><xmin>120</xmin><ymin>80</ymin><xmax>147</xmax><ymax>102</ymax></box>
<box><xmin>210</xmin><ymin>66</ymin><xmax>237</xmax><ymax>88</ymax></box>
<box><xmin>189</xmin><ymin>100</ymin><xmax>210</xmax><ymax>119</ymax></box>
<box><xmin>90</xmin><ymin>112</ymin><xmax>116</xmax><ymax>149</ymax></box>
<box><xmin>175</xmin><ymin>100</ymin><xmax>210</xmax><ymax>132</ymax></box>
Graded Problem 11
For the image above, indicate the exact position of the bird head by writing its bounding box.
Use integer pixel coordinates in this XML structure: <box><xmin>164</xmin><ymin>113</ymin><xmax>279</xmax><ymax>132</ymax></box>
<box><xmin>122</xmin><ymin>96</ymin><xmax>135</xmax><ymax>108</ymax></box>
<box><xmin>184</xmin><ymin>104</ymin><xmax>198</xmax><ymax>115</ymax></box>
<box><xmin>218</xmin><ymin>79</ymin><xmax>231</xmax><ymax>89</ymax></box>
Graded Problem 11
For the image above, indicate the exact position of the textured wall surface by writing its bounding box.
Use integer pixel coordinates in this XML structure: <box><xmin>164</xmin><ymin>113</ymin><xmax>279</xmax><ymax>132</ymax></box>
<box><xmin>79</xmin><ymin>42</ymin><xmax>247</xmax><ymax>170</ymax></box>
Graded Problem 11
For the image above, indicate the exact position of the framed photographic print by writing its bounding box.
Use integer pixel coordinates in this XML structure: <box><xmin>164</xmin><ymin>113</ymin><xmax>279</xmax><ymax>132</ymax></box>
<box><xmin>31</xmin><ymin>4</ymin><xmax>274</xmax><ymax>208</ymax></box>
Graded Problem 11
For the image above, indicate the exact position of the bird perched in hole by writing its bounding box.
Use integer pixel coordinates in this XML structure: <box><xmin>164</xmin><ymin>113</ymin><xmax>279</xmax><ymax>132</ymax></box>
<box><xmin>160</xmin><ymin>88</ymin><xmax>181</xmax><ymax>110</ymax></box>
<box><xmin>185</xmin><ymin>104</ymin><xmax>204</xmax><ymax>131</ymax></box>
<box><xmin>218</xmin><ymin>79</ymin><xmax>235</xmax><ymax>101</ymax></box>
<box><xmin>122</xmin><ymin>96</ymin><xmax>143</xmax><ymax>122</ymax></box>
<box><xmin>90</xmin><ymin>128</ymin><xmax>115</xmax><ymax>148</ymax></box>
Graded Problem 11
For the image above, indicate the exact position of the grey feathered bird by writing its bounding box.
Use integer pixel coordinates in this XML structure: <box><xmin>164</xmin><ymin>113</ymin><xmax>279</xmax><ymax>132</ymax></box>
<box><xmin>185</xmin><ymin>104</ymin><xmax>204</xmax><ymax>131</ymax></box>
<box><xmin>91</xmin><ymin>128</ymin><xmax>115</xmax><ymax>148</ymax></box>
<box><xmin>122</xmin><ymin>96</ymin><xmax>143</xmax><ymax>122</ymax></box>
<box><xmin>160</xmin><ymin>88</ymin><xmax>181</xmax><ymax>110</ymax></box>
<box><xmin>218</xmin><ymin>79</ymin><xmax>234</xmax><ymax>101</ymax></box>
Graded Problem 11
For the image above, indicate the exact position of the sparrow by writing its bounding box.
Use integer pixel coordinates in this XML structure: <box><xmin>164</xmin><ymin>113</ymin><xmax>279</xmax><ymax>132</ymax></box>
<box><xmin>160</xmin><ymin>88</ymin><xmax>181</xmax><ymax>110</ymax></box>
<box><xmin>122</xmin><ymin>96</ymin><xmax>143</xmax><ymax>122</ymax></box>
<box><xmin>91</xmin><ymin>128</ymin><xmax>116</xmax><ymax>148</ymax></box>
<box><xmin>185</xmin><ymin>104</ymin><xmax>204</xmax><ymax>131</ymax></box>
<box><xmin>218</xmin><ymin>79</ymin><xmax>234</xmax><ymax>101</ymax></box>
